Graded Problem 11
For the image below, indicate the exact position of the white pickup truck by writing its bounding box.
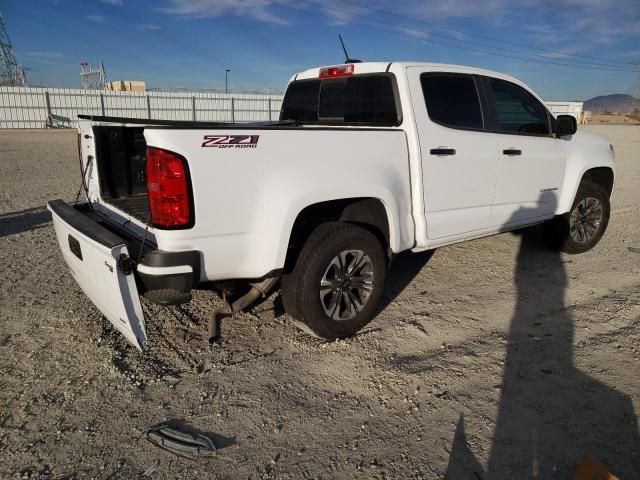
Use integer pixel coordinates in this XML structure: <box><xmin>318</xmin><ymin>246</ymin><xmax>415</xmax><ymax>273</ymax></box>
<box><xmin>48</xmin><ymin>62</ymin><xmax>615</xmax><ymax>349</ymax></box>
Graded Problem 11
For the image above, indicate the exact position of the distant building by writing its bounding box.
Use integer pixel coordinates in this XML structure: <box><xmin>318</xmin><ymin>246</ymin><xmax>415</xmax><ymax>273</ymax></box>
<box><xmin>106</xmin><ymin>80</ymin><xmax>146</xmax><ymax>92</ymax></box>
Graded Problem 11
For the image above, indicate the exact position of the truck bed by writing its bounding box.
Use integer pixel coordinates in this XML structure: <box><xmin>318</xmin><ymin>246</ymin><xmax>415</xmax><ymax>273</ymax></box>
<box><xmin>107</xmin><ymin>196</ymin><xmax>150</xmax><ymax>222</ymax></box>
<box><xmin>87</xmin><ymin>117</ymin><xmax>294</xmax><ymax>223</ymax></box>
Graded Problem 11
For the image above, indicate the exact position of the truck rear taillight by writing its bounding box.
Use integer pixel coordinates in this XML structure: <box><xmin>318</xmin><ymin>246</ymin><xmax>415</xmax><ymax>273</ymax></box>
<box><xmin>319</xmin><ymin>64</ymin><xmax>354</xmax><ymax>79</ymax></box>
<box><xmin>146</xmin><ymin>147</ymin><xmax>193</xmax><ymax>229</ymax></box>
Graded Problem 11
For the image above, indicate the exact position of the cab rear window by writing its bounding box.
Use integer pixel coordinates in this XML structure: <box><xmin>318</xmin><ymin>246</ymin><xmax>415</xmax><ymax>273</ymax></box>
<box><xmin>280</xmin><ymin>75</ymin><xmax>400</xmax><ymax>126</ymax></box>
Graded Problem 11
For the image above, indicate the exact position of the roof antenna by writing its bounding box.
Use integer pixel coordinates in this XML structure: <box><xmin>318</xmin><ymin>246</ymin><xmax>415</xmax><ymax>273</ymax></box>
<box><xmin>339</xmin><ymin>34</ymin><xmax>361</xmax><ymax>64</ymax></box>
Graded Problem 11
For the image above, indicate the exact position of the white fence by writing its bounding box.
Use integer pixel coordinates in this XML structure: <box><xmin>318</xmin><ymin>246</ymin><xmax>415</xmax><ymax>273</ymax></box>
<box><xmin>0</xmin><ymin>86</ymin><xmax>284</xmax><ymax>128</ymax></box>
<box><xmin>0</xmin><ymin>86</ymin><xmax>584</xmax><ymax>129</ymax></box>
<box><xmin>545</xmin><ymin>101</ymin><xmax>584</xmax><ymax>123</ymax></box>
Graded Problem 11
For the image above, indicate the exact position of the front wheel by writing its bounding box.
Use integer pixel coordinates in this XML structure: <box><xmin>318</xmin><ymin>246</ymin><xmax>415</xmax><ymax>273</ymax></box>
<box><xmin>545</xmin><ymin>181</ymin><xmax>610</xmax><ymax>254</ymax></box>
<box><xmin>281</xmin><ymin>222</ymin><xmax>387</xmax><ymax>340</ymax></box>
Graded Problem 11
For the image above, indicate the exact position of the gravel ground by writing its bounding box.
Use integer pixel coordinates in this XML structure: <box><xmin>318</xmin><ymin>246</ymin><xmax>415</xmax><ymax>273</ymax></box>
<box><xmin>1</xmin><ymin>126</ymin><xmax>639</xmax><ymax>479</ymax></box>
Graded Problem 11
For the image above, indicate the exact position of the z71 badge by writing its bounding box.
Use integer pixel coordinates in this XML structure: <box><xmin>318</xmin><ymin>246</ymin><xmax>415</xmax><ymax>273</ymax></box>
<box><xmin>202</xmin><ymin>135</ymin><xmax>259</xmax><ymax>149</ymax></box>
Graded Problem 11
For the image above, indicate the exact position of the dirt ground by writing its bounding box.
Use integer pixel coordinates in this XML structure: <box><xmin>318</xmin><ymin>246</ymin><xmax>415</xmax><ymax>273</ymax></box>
<box><xmin>1</xmin><ymin>125</ymin><xmax>639</xmax><ymax>480</ymax></box>
<box><xmin>589</xmin><ymin>114</ymin><xmax>640</xmax><ymax>125</ymax></box>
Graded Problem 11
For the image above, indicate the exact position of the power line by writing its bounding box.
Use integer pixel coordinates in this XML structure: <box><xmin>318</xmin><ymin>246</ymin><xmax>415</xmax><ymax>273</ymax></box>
<box><xmin>291</xmin><ymin>1</ymin><xmax>640</xmax><ymax>73</ymax></box>
<box><xmin>301</xmin><ymin>0</ymin><xmax>639</xmax><ymax>72</ymax></box>
<box><xmin>305</xmin><ymin>0</ymin><xmax>636</xmax><ymax>69</ymax></box>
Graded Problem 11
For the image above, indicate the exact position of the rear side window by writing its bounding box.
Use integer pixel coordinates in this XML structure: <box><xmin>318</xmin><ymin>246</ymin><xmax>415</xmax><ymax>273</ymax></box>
<box><xmin>280</xmin><ymin>80</ymin><xmax>320</xmax><ymax>122</ymax></box>
<box><xmin>421</xmin><ymin>73</ymin><xmax>483</xmax><ymax>130</ymax></box>
<box><xmin>488</xmin><ymin>78</ymin><xmax>550</xmax><ymax>135</ymax></box>
<box><xmin>280</xmin><ymin>75</ymin><xmax>399</xmax><ymax>125</ymax></box>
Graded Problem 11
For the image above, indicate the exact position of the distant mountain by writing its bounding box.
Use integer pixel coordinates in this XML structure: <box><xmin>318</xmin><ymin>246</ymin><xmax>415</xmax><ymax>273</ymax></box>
<box><xmin>584</xmin><ymin>94</ymin><xmax>640</xmax><ymax>114</ymax></box>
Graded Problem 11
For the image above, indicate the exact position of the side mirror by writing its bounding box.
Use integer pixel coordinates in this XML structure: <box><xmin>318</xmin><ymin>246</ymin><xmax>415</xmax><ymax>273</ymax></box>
<box><xmin>556</xmin><ymin>114</ymin><xmax>577</xmax><ymax>137</ymax></box>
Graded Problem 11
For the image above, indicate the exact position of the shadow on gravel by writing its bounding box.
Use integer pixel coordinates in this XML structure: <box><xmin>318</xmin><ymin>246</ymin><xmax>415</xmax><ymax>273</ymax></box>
<box><xmin>377</xmin><ymin>249</ymin><xmax>434</xmax><ymax>314</ymax></box>
<box><xmin>0</xmin><ymin>205</ymin><xmax>51</xmax><ymax>238</ymax></box>
<box><xmin>445</xmin><ymin>226</ymin><xmax>640</xmax><ymax>479</ymax></box>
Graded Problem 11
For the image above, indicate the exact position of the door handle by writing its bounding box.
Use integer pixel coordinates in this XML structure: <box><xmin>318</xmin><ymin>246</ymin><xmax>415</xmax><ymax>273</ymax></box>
<box><xmin>430</xmin><ymin>148</ymin><xmax>456</xmax><ymax>156</ymax></box>
<box><xmin>503</xmin><ymin>148</ymin><xmax>522</xmax><ymax>156</ymax></box>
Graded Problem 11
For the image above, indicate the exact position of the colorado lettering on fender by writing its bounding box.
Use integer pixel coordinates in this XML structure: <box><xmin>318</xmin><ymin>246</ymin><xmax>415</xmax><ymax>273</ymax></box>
<box><xmin>202</xmin><ymin>135</ymin><xmax>259</xmax><ymax>148</ymax></box>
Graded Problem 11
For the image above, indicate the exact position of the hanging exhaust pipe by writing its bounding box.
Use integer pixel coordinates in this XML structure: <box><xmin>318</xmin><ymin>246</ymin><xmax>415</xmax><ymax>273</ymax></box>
<box><xmin>207</xmin><ymin>277</ymin><xmax>279</xmax><ymax>343</ymax></box>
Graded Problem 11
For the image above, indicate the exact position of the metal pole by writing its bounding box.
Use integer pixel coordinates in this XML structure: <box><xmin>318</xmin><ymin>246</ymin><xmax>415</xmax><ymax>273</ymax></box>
<box><xmin>147</xmin><ymin>94</ymin><xmax>151</xmax><ymax>119</ymax></box>
<box><xmin>100</xmin><ymin>93</ymin><xmax>105</xmax><ymax>116</ymax></box>
<box><xmin>192</xmin><ymin>96</ymin><xmax>196</xmax><ymax>122</ymax></box>
<box><xmin>268</xmin><ymin>97</ymin><xmax>272</xmax><ymax>121</ymax></box>
<box><xmin>44</xmin><ymin>91</ymin><xmax>51</xmax><ymax>116</ymax></box>
<box><xmin>44</xmin><ymin>91</ymin><xmax>51</xmax><ymax>127</ymax></box>
<box><xmin>225</xmin><ymin>69</ymin><xmax>230</xmax><ymax>95</ymax></box>
<box><xmin>231</xmin><ymin>97</ymin><xmax>235</xmax><ymax>123</ymax></box>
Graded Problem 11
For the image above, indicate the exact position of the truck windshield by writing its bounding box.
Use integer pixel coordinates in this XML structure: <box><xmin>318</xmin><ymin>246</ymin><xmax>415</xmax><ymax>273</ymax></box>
<box><xmin>280</xmin><ymin>75</ymin><xmax>399</xmax><ymax>126</ymax></box>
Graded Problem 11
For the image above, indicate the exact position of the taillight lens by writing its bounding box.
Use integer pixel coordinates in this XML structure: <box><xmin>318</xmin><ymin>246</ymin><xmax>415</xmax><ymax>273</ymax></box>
<box><xmin>146</xmin><ymin>147</ymin><xmax>193</xmax><ymax>228</ymax></box>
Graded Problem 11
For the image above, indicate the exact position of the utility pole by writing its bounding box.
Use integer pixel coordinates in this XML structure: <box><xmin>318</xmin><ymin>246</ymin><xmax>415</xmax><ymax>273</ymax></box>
<box><xmin>0</xmin><ymin>12</ymin><xmax>28</xmax><ymax>86</ymax></box>
<box><xmin>225</xmin><ymin>69</ymin><xmax>230</xmax><ymax>94</ymax></box>
<box><xmin>632</xmin><ymin>60</ymin><xmax>640</xmax><ymax>100</ymax></box>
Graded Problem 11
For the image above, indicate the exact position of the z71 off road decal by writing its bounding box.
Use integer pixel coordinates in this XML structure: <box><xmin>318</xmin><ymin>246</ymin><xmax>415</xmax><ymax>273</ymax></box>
<box><xmin>202</xmin><ymin>135</ymin><xmax>259</xmax><ymax>149</ymax></box>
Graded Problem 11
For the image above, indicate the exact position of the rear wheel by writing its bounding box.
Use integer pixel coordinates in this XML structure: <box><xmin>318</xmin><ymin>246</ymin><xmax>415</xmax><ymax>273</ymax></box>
<box><xmin>281</xmin><ymin>222</ymin><xmax>387</xmax><ymax>339</ymax></box>
<box><xmin>545</xmin><ymin>181</ymin><xmax>610</xmax><ymax>254</ymax></box>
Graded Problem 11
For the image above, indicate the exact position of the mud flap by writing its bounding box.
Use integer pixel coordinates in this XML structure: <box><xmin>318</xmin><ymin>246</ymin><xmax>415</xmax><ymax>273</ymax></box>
<box><xmin>145</xmin><ymin>423</ymin><xmax>216</xmax><ymax>459</ymax></box>
<box><xmin>48</xmin><ymin>200</ymin><xmax>147</xmax><ymax>349</ymax></box>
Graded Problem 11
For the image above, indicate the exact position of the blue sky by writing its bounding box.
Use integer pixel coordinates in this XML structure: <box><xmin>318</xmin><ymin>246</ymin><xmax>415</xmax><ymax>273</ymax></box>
<box><xmin>3</xmin><ymin>0</ymin><xmax>639</xmax><ymax>100</ymax></box>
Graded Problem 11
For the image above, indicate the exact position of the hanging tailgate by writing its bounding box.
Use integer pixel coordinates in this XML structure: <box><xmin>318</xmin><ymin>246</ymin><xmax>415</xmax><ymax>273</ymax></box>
<box><xmin>47</xmin><ymin>200</ymin><xmax>147</xmax><ymax>349</ymax></box>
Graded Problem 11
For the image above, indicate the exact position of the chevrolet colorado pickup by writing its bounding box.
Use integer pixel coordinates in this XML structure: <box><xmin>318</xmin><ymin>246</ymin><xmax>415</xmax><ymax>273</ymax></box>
<box><xmin>48</xmin><ymin>62</ymin><xmax>615</xmax><ymax>349</ymax></box>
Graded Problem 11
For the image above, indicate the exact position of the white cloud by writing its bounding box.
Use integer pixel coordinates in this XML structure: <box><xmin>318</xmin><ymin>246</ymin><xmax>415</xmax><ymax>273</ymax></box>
<box><xmin>539</xmin><ymin>48</ymin><xmax>584</xmax><ymax>59</ymax></box>
<box><xmin>318</xmin><ymin>0</ymin><xmax>369</xmax><ymax>25</ymax></box>
<box><xmin>159</xmin><ymin>0</ymin><xmax>640</xmax><ymax>46</ymax></box>
<box><xmin>86</xmin><ymin>14</ymin><xmax>105</xmax><ymax>23</ymax></box>
<box><xmin>138</xmin><ymin>23</ymin><xmax>161</xmax><ymax>30</ymax></box>
<box><xmin>525</xmin><ymin>24</ymin><xmax>561</xmax><ymax>44</ymax></box>
<box><xmin>160</xmin><ymin>0</ymin><xmax>290</xmax><ymax>26</ymax></box>
<box><xmin>397</xmin><ymin>27</ymin><xmax>429</xmax><ymax>42</ymax></box>
<box><xmin>99</xmin><ymin>0</ymin><xmax>123</xmax><ymax>5</ymax></box>
<box><xmin>524</xmin><ymin>0</ymin><xmax>640</xmax><ymax>40</ymax></box>
<box><xmin>573</xmin><ymin>14</ymin><xmax>640</xmax><ymax>37</ymax></box>
<box><xmin>447</xmin><ymin>30</ymin><xmax>467</xmax><ymax>41</ymax></box>
<box><xmin>406</xmin><ymin>0</ymin><xmax>507</xmax><ymax>19</ymax></box>
<box><xmin>26</xmin><ymin>51</ymin><xmax>64</xmax><ymax>59</ymax></box>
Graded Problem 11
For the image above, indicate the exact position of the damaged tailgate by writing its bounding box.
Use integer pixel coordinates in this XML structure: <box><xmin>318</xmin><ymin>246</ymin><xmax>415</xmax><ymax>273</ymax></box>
<box><xmin>47</xmin><ymin>200</ymin><xmax>147</xmax><ymax>349</ymax></box>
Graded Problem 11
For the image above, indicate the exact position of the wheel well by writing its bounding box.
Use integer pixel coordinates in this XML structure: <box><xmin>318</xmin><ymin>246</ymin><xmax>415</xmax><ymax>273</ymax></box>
<box><xmin>285</xmin><ymin>198</ymin><xmax>390</xmax><ymax>272</ymax></box>
<box><xmin>582</xmin><ymin>167</ymin><xmax>614</xmax><ymax>197</ymax></box>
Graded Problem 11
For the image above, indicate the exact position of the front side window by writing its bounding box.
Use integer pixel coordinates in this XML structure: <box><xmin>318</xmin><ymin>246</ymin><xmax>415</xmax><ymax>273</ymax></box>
<box><xmin>280</xmin><ymin>75</ymin><xmax>399</xmax><ymax>125</ymax></box>
<box><xmin>421</xmin><ymin>73</ymin><xmax>484</xmax><ymax>130</ymax></box>
<box><xmin>488</xmin><ymin>78</ymin><xmax>550</xmax><ymax>135</ymax></box>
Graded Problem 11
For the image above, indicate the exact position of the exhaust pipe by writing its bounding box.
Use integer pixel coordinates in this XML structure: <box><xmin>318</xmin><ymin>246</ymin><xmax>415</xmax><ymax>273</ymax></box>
<box><xmin>207</xmin><ymin>277</ymin><xmax>279</xmax><ymax>343</ymax></box>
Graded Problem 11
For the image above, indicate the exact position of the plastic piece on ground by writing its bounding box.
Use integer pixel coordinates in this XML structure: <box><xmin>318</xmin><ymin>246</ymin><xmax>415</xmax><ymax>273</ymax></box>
<box><xmin>145</xmin><ymin>423</ymin><xmax>216</xmax><ymax>459</ymax></box>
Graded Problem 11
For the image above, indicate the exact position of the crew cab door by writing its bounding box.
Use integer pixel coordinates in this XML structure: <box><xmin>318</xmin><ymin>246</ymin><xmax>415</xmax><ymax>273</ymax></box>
<box><xmin>482</xmin><ymin>76</ymin><xmax>566</xmax><ymax>226</ymax></box>
<box><xmin>408</xmin><ymin>68</ymin><xmax>499</xmax><ymax>239</ymax></box>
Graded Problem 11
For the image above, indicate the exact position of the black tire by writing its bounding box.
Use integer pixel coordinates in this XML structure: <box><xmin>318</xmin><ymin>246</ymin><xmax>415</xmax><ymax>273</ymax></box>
<box><xmin>545</xmin><ymin>181</ymin><xmax>610</xmax><ymax>254</ymax></box>
<box><xmin>281</xmin><ymin>222</ymin><xmax>387</xmax><ymax>339</ymax></box>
